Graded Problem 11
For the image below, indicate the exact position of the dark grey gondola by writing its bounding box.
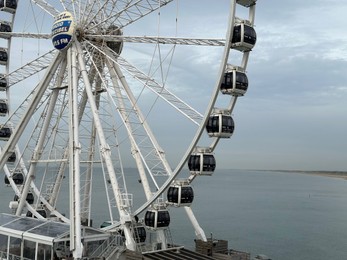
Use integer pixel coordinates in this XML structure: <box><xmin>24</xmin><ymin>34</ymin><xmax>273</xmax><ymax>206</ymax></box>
<box><xmin>0</xmin><ymin>99</ymin><xmax>8</xmax><ymax>115</ymax></box>
<box><xmin>231</xmin><ymin>22</ymin><xmax>257</xmax><ymax>52</ymax></box>
<box><xmin>167</xmin><ymin>184</ymin><xmax>194</xmax><ymax>206</ymax></box>
<box><xmin>145</xmin><ymin>209</ymin><xmax>170</xmax><ymax>229</ymax></box>
<box><xmin>14</xmin><ymin>192</ymin><xmax>34</xmax><ymax>204</ymax></box>
<box><xmin>206</xmin><ymin>114</ymin><xmax>235</xmax><ymax>138</ymax></box>
<box><xmin>0</xmin><ymin>48</ymin><xmax>8</xmax><ymax>65</ymax></box>
<box><xmin>0</xmin><ymin>125</ymin><xmax>11</xmax><ymax>140</ymax></box>
<box><xmin>0</xmin><ymin>21</ymin><xmax>12</xmax><ymax>38</ymax></box>
<box><xmin>220</xmin><ymin>69</ymin><xmax>248</xmax><ymax>96</ymax></box>
<box><xmin>188</xmin><ymin>153</ymin><xmax>216</xmax><ymax>175</ymax></box>
<box><xmin>0</xmin><ymin>0</ymin><xmax>17</xmax><ymax>13</ymax></box>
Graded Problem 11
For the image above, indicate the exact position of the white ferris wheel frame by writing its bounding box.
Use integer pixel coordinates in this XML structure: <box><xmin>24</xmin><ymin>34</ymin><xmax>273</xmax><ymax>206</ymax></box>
<box><xmin>0</xmin><ymin>0</ymin><xmax>258</xmax><ymax>257</ymax></box>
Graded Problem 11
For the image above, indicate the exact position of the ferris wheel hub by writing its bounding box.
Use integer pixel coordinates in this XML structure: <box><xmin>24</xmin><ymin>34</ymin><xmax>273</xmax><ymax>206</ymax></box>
<box><xmin>51</xmin><ymin>11</ymin><xmax>75</xmax><ymax>51</ymax></box>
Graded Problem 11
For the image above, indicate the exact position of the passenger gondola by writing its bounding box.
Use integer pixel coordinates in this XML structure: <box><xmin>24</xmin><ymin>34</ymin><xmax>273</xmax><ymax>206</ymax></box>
<box><xmin>4</xmin><ymin>175</ymin><xmax>9</xmax><ymax>185</ymax></box>
<box><xmin>0</xmin><ymin>0</ymin><xmax>17</xmax><ymax>13</ymax></box>
<box><xmin>231</xmin><ymin>20</ymin><xmax>257</xmax><ymax>52</ymax></box>
<box><xmin>236</xmin><ymin>0</ymin><xmax>257</xmax><ymax>7</ymax></box>
<box><xmin>14</xmin><ymin>192</ymin><xmax>34</xmax><ymax>204</ymax></box>
<box><xmin>0</xmin><ymin>74</ymin><xmax>8</xmax><ymax>91</ymax></box>
<box><xmin>220</xmin><ymin>66</ymin><xmax>248</xmax><ymax>96</ymax></box>
<box><xmin>106</xmin><ymin>25</ymin><xmax>123</xmax><ymax>54</ymax></box>
<box><xmin>7</xmin><ymin>151</ymin><xmax>16</xmax><ymax>163</ymax></box>
<box><xmin>0</xmin><ymin>48</ymin><xmax>8</xmax><ymax>65</ymax></box>
<box><xmin>0</xmin><ymin>20</ymin><xmax>12</xmax><ymax>38</ymax></box>
<box><xmin>144</xmin><ymin>209</ymin><xmax>170</xmax><ymax>229</ymax></box>
<box><xmin>188</xmin><ymin>151</ymin><xmax>216</xmax><ymax>175</ymax></box>
<box><xmin>5</xmin><ymin>170</ymin><xmax>24</xmax><ymax>185</ymax></box>
<box><xmin>133</xmin><ymin>225</ymin><xmax>146</xmax><ymax>243</ymax></box>
<box><xmin>167</xmin><ymin>180</ymin><xmax>194</xmax><ymax>207</ymax></box>
<box><xmin>0</xmin><ymin>125</ymin><xmax>11</xmax><ymax>140</ymax></box>
<box><xmin>206</xmin><ymin>112</ymin><xmax>235</xmax><ymax>138</ymax></box>
<box><xmin>13</xmin><ymin>171</ymin><xmax>24</xmax><ymax>185</ymax></box>
<box><xmin>0</xmin><ymin>99</ymin><xmax>8</xmax><ymax>116</ymax></box>
<box><xmin>37</xmin><ymin>209</ymin><xmax>47</xmax><ymax>218</ymax></box>
<box><xmin>26</xmin><ymin>209</ymin><xmax>47</xmax><ymax>218</ymax></box>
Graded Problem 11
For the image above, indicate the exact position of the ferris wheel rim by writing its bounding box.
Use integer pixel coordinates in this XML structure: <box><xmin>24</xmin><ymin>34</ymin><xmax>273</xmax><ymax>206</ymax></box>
<box><xmin>131</xmin><ymin>0</ymin><xmax>258</xmax><ymax>218</ymax></box>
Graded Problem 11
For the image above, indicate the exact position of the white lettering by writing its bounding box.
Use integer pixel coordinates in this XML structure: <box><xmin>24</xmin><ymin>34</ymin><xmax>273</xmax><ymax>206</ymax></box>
<box><xmin>52</xmin><ymin>21</ymin><xmax>64</xmax><ymax>30</ymax></box>
<box><xmin>53</xmin><ymin>37</ymin><xmax>70</xmax><ymax>47</ymax></box>
<box><xmin>52</xmin><ymin>26</ymin><xmax>69</xmax><ymax>36</ymax></box>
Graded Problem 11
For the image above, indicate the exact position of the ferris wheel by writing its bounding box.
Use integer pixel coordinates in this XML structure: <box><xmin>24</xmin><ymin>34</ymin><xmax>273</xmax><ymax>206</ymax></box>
<box><xmin>0</xmin><ymin>0</ymin><xmax>257</xmax><ymax>258</ymax></box>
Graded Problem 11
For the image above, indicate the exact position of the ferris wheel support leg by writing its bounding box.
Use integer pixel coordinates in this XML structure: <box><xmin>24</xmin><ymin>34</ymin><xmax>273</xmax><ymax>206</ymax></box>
<box><xmin>108</xmin><ymin>58</ymin><xmax>172</xmax><ymax>250</ymax></box>
<box><xmin>80</xmin><ymin>70</ymin><xmax>99</xmax><ymax>224</ymax></box>
<box><xmin>80</xmin><ymin>121</ymin><xmax>96</xmax><ymax>225</ymax></box>
<box><xmin>184</xmin><ymin>206</ymin><xmax>207</xmax><ymax>241</ymax></box>
<box><xmin>50</xmin><ymin>62</ymin><xmax>89</xmax><ymax>210</ymax></box>
<box><xmin>68</xmin><ymin>46</ymin><xmax>83</xmax><ymax>258</ymax></box>
<box><xmin>75</xmin><ymin>41</ymin><xmax>136</xmax><ymax>251</ymax></box>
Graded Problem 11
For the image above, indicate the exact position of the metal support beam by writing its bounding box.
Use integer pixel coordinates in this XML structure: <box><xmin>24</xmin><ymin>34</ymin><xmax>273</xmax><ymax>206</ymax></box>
<box><xmin>68</xmin><ymin>45</ymin><xmax>83</xmax><ymax>258</ymax></box>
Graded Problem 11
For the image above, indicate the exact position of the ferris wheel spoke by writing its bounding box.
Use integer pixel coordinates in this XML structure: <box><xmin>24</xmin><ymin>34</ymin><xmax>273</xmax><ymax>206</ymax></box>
<box><xmin>86</xmin><ymin>35</ymin><xmax>226</xmax><ymax>47</ymax></box>
<box><xmin>86</xmin><ymin>41</ymin><xmax>203</xmax><ymax>125</ymax></box>
<box><xmin>7</xmin><ymin>49</ymin><xmax>56</xmax><ymax>87</ymax></box>
<box><xmin>0</xmin><ymin>32</ymin><xmax>51</xmax><ymax>40</ymax></box>
<box><xmin>31</xmin><ymin>0</ymin><xmax>60</xmax><ymax>17</ymax></box>
<box><xmin>85</xmin><ymin>48</ymin><xmax>157</xmax><ymax>216</ymax></box>
<box><xmin>114</xmin><ymin>53</ymin><xmax>203</xmax><ymax>125</ymax></box>
<box><xmin>80</xmin><ymin>1</ymin><xmax>113</xmax><ymax>29</ymax></box>
<box><xmin>107</xmin><ymin>60</ymin><xmax>174</xmax><ymax>183</ymax></box>
<box><xmin>84</xmin><ymin>43</ymin><xmax>174</xmax><ymax>197</ymax></box>
<box><xmin>85</xmin><ymin>0</ymin><xmax>173</xmax><ymax>32</ymax></box>
<box><xmin>84</xmin><ymin>44</ymin><xmax>169</xmax><ymax>190</ymax></box>
<box><xmin>60</xmin><ymin>0</ymin><xmax>96</xmax><ymax>24</ymax></box>
<box><xmin>105</xmin><ymin>63</ymin><xmax>159</xmax><ymax>199</ymax></box>
<box><xmin>116</xmin><ymin>0</ymin><xmax>173</xmax><ymax>29</ymax></box>
<box><xmin>7</xmin><ymin>32</ymin><xmax>51</xmax><ymax>39</ymax></box>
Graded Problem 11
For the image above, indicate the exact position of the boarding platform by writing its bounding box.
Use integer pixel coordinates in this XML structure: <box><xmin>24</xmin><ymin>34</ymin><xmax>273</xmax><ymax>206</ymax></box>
<box><xmin>0</xmin><ymin>213</ymin><xmax>115</xmax><ymax>260</ymax></box>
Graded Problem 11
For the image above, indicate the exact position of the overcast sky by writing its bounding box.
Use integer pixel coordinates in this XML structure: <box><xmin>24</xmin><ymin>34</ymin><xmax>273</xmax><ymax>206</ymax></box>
<box><xmin>133</xmin><ymin>0</ymin><xmax>347</xmax><ymax>172</ymax></box>
<box><xmin>6</xmin><ymin>0</ymin><xmax>347</xmax><ymax>172</ymax></box>
<box><xmin>222</xmin><ymin>0</ymin><xmax>347</xmax><ymax>171</ymax></box>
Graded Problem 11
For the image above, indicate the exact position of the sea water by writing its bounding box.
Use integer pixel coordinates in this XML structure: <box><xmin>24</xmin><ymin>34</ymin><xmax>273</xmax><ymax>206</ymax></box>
<box><xmin>177</xmin><ymin>170</ymin><xmax>347</xmax><ymax>260</ymax></box>
<box><xmin>1</xmin><ymin>169</ymin><xmax>347</xmax><ymax>260</ymax></box>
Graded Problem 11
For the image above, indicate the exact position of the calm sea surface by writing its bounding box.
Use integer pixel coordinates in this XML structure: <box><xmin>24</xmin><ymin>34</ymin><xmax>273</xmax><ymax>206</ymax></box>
<box><xmin>1</xmin><ymin>169</ymin><xmax>347</xmax><ymax>260</ymax></box>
